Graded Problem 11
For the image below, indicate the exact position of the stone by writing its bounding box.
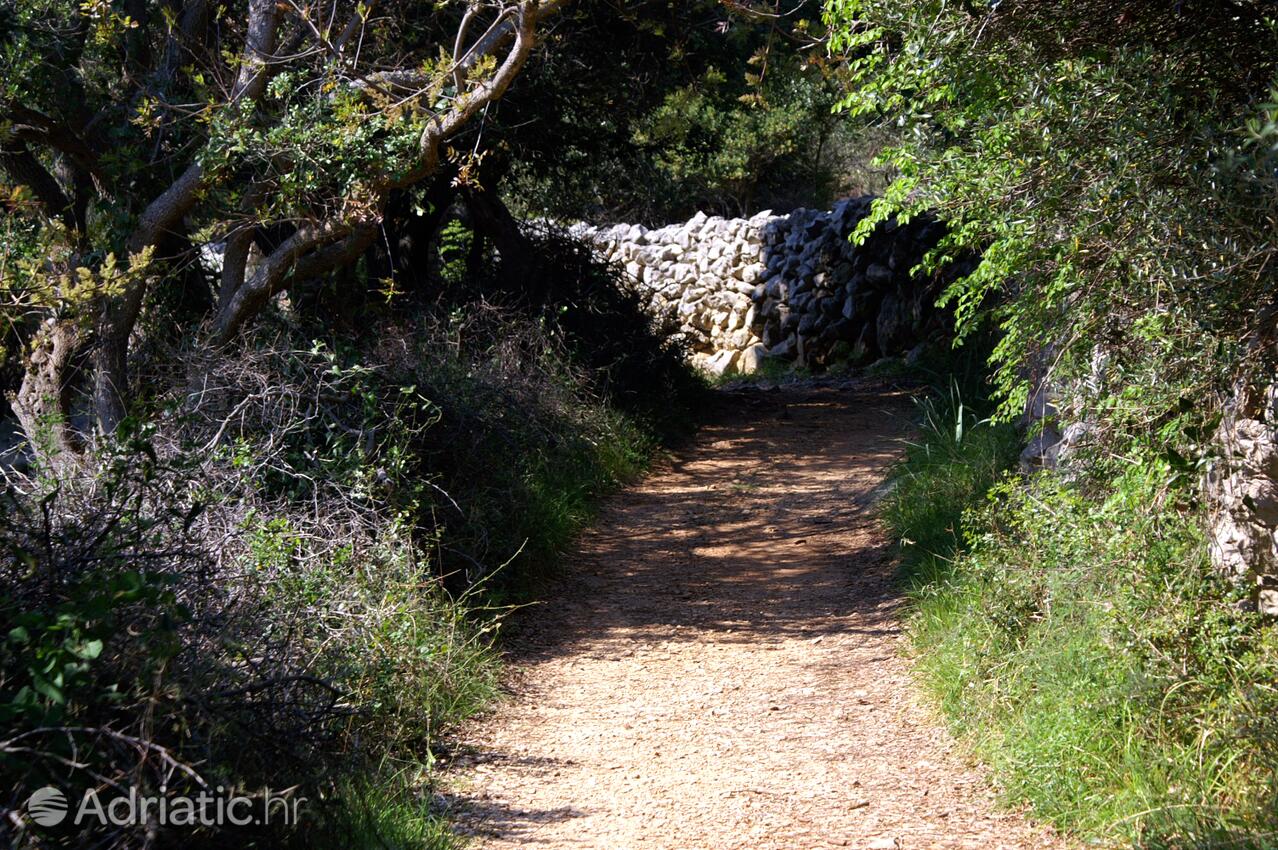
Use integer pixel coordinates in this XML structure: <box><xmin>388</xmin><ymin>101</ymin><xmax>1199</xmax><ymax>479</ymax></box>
<box><xmin>853</xmin><ymin>323</ymin><xmax>876</xmax><ymax>362</ymax></box>
<box><xmin>865</xmin><ymin>263</ymin><xmax>893</xmax><ymax>287</ymax></box>
<box><xmin>739</xmin><ymin>262</ymin><xmax>765</xmax><ymax>284</ymax></box>
<box><xmin>553</xmin><ymin>197</ymin><xmax>955</xmax><ymax>400</ymax></box>
<box><xmin>768</xmin><ymin>336</ymin><xmax>797</xmax><ymax>359</ymax></box>
<box><xmin>904</xmin><ymin>341</ymin><xmax>929</xmax><ymax>367</ymax></box>
<box><xmin>704</xmin><ymin>348</ymin><xmax>739</xmax><ymax>377</ymax></box>
<box><xmin>1020</xmin><ymin>427</ymin><xmax>1063</xmax><ymax>471</ymax></box>
<box><xmin>738</xmin><ymin>343</ymin><xmax>766</xmax><ymax>375</ymax></box>
<box><xmin>875</xmin><ymin>293</ymin><xmax>912</xmax><ymax>355</ymax></box>
<box><xmin>1056</xmin><ymin>421</ymin><xmax>1097</xmax><ymax>468</ymax></box>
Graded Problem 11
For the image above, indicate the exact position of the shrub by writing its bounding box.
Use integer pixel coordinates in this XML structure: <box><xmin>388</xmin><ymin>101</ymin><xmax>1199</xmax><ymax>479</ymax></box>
<box><xmin>883</xmin><ymin>397</ymin><xmax>1278</xmax><ymax>847</ymax></box>
<box><xmin>825</xmin><ymin>0</ymin><xmax>1278</xmax><ymax>430</ymax></box>
<box><xmin>2</xmin><ymin>245</ymin><xmax>700</xmax><ymax>846</ymax></box>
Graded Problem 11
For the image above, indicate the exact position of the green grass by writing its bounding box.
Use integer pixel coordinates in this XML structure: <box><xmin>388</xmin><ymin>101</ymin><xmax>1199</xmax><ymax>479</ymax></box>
<box><xmin>313</xmin><ymin>409</ymin><xmax>656</xmax><ymax>847</ymax></box>
<box><xmin>878</xmin><ymin>383</ymin><xmax>1019</xmax><ymax>584</ymax></box>
<box><xmin>711</xmin><ymin>354</ymin><xmax>811</xmax><ymax>385</ymax></box>
<box><xmin>882</xmin><ymin>386</ymin><xmax>1278</xmax><ymax>849</ymax></box>
<box><xmin>298</xmin><ymin>773</ymin><xmax>465</xmax><ymax>850</ymax></box>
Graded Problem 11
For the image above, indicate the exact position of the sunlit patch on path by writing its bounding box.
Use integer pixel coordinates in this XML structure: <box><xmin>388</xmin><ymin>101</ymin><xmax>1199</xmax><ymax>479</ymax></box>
<box><xmin>446</xmin><ymin>380</ymin><xmax>1065</xmax><ymax>850</ymax></box>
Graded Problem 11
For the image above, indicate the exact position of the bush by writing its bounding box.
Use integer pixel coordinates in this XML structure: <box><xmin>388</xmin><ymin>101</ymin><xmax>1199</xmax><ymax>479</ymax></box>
<box><xmin>461</xmin><ymin>225</ymin><xmax>708</xmax><ymax>444</ymax></box>
<box><xmin>1</xmin><ymin>248</ymin><xmax>701</xmax><ymax>847</ymax></box>
<box><xmin>826</xmin><ymin>0</ymin><xmax>1278</xmax><ymax>428</ymax></box>
<box><xmin>0</xmin><ymin>425</ymin><xmax>500</xmax><ymax>849</ymax></box>
<box><xmin>883</xmin><ymin>400</ymin><xmax>1278</xmax><ymax>847</ymax></box>
<box><xmin>833</xmin><ymin>4</ymin><xmax>1278</xmax><ymax>844</ymax></box>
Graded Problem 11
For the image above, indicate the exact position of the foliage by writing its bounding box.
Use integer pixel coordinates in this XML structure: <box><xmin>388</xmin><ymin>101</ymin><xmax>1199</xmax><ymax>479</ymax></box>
<box><xmin>825</xmin><ymin>0</ymin><xmax>1278</xmax><ymax>431</ymax></box>
<box><xmin>503</xmin><ymin>0</ymin><xmax>885</xmax><ymax>223</ymax></box>
<box><xmin>631</xmin><ymin>58</ymin><xmax>843</xmax><ymax>216</ymax></box>
<box><xmin>0</xmin><ymin>422</ymin><xmax>498</xmax><ymax>849</ymax></box>
<box><xmin>831</xmin><ymin>5</ymin><xmax>1278</xmax><ymax>839</ymax></box>
<box><xmin>1</xmin><ymin>242</ymin><xmax>701</xmax><ymax>846</ymax></box>
<box><xmin>0</xmin><ymin>0</ymin><xmax>552</xmax><ymax>454</ymax></box>
<box><xmin>883</xmin><ymin>380</ymin><xmax>1278</xmax><ymax>846</ymax></box>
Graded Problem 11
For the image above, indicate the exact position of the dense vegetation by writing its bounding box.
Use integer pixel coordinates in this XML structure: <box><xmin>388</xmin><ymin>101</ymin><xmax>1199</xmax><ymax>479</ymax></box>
<box><xmin>0</xmin><ymin>223</ymin><xmax>702</xmax><ymax>849</ymax></box>
<box><xmin>4</xmin><ymin>0</ymin><xmax>1278</xmax><ymax>847</ymax></box>
<box><xmin>503</xmin><ymin>0</ymin><xmax>889</xmax><ymax>222</ymax></box>
<box><xmin>834</xmin><ymin>0</ymin><xmax>1278</xmax><ymax>845</ymax></box>
<box><xmin>0</xmin><ymin>0</ymin><xmax>869</xmax><ymax>845</ymax></box>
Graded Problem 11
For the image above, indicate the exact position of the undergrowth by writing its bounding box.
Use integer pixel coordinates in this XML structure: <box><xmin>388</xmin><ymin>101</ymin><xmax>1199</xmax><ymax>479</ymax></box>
<box><xmin>1</xmin><ymin>232</ymin><xmax>700</xmax><ymax>849</ymax></box>
<box><xmin>883</xmin><ymin>383</ymin><xmax>1278</xmax><ymax>848</ymax></box>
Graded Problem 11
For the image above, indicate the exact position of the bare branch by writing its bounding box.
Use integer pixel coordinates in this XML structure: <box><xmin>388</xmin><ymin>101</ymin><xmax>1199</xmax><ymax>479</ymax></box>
<box><xmin>213</xmin><ymin>220</ymin><xmax>379</xmax><ymax>343</ymax></box>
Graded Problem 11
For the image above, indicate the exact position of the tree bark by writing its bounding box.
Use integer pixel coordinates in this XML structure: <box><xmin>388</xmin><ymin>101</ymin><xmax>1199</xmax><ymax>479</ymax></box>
<box><xmin>463</xmin><ymin>184</ymin><xmax>534</xmax><ymax>275</ymax></box>
<box><xmin>90</xmin><ymin>0</ymin><xmax>282</xmax><ymax>435</ymax></box>
<box><xmin>12</xmin><ymin>0</ymin><xmax>560</xmax><ymax>455</ymax></box>
<box><xmin>0</xmin><ymin>142</ymin><xmax>78</xmax><ymax>230</ymax></box>
<box><xmin>9</xmin><ymin>319</ymin><xmax>85</xmax><ymax>465</ymax></box>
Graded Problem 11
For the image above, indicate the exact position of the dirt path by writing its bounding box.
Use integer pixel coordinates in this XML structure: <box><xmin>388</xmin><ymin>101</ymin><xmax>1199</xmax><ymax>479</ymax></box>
<box><xmin>446</xmin><ymin>381</ymin><xmax>1062</xmax><ymax>850</ymax></box>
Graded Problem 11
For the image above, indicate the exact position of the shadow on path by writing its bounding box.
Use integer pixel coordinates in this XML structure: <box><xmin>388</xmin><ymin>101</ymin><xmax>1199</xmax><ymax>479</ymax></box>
<box><xmin>497</xmin><ymin>379</ymin><xmax>916</xmax><ymax>660</ymax></box>
<box><xmin>444</xmin><ymin>379</ymin><xmax>1065</xmax><ymax>850</ymax></box>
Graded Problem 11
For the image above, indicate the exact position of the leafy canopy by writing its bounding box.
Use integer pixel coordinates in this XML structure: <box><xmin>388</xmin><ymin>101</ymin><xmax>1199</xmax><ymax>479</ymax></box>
<box><xmin>825</xmin><ymin>0</ymin><xmax>1278</xmax><ymax>437</ymax></box>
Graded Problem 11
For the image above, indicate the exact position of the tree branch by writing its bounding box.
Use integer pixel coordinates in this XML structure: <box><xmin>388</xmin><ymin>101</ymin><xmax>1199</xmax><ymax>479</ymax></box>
<box><xmin>212</xmin><ymin>219</ymin><xmax>379</xmax><ymax>343</ymax></box>
<box><xmin>210</xmin><ymin>0</ymin><xmax>565</xmax><ymax>343</ymax></box>
<box><xmin>0</xmin><ymin>142</ymin><xmax>76</xmax><ymax>230</ymax></box>
<box><xmin>94</xmin><ymin>0</ymin><xmax>285</xmax><ymax>435</ymax></box>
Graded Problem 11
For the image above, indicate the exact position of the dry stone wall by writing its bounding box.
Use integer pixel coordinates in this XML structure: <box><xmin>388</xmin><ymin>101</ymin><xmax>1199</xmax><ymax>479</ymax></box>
<box><xmin>1207</xmin><ymin>380</ymin><xmax>1278</xmax><ymax>615</ymax></box>
<box><xmin>569</xmin><ymin>197</ymin><xmax>964</xmax><ymax>375</ymax></box>
<box><xmin>1021</xmin><ymin>353</ymin><xmax>1278</xmax><ymax>616</ymax></box>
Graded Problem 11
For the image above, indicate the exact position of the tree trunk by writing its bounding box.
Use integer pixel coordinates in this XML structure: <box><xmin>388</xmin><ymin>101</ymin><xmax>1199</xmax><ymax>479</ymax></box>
<box><xmin>462</xmin><ymin>185</ymin><xmax>533</xmax><ymax>277</ymax></box>
<box><xmin>92</xmin><ymin>311</ymin><xmax>130</xmax><ymax>435</ymax></box>
<box><xmin>9</xmin><ymin>318</ymin><xmax>85</xmax><ymax>466</ymax></box>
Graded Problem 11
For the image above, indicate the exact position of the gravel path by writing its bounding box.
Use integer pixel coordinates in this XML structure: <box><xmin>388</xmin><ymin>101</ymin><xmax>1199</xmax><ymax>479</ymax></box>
<box><xmin>446</xmin><ymin>381</ymin><xmax>1064</xmax><ymax>850</ymax></box>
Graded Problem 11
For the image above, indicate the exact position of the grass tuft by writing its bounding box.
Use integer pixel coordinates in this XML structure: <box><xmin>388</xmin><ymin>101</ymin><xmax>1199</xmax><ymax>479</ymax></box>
<box><xmin>883</xmin><ymin>384</ymin><xmax>1278</xmax><ymax>848</ymax></box>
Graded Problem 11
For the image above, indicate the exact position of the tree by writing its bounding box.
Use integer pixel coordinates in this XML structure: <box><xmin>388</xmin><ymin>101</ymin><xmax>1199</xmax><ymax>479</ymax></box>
<box><xmin>0</xmin><ymin>0</ymin><xmax>564</xmax><ymax>461</ymax></box>
<box><xmin>825</xmin><ymin>0</ymin><xmax>1278</xmax><ymax>428</ymax></box>
<box><xmin>495</xmin><ymin>0</ymin><xmax>863</xmax><ymax>224</ymax></box>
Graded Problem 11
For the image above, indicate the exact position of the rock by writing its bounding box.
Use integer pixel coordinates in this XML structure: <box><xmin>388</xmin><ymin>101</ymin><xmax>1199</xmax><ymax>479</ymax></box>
<box><xmin>904</xmin><ymin>341</ymin><xmax>929</xmax><ymax>366</ymax></box>
<box><xmin>1206</xmin><ymin>378</ymin><xmax>1278</xmax><ymax>607</ymax></box>
<box><xmin>875</xmin><ymin>293</ymin><xmax>912</xmax><ymax>355</ymax></box>
<box><xmin>768</xmin><ymin>336</ymin><xmax>797</xmax><ymax>359</ymax></box>
<box><xmin>1260</xmin><ymin>580</ymin><xmax>1278</xmax><ymax>616</ymax></box>
<box><xmin>852</xmin><ymin>323</ymin><xmax>876</xmax><ymax>362</ymax></box>
<box><xmin>552</xmin><ymin>197</ymin><xmax>954</xmax><ymax>390</ymax></box>
<box><xmin>1020</xmin><ymin>427</ymin><xmax>1063</xmax><ymax>471</ymax></box>
<box><xmin>738</xmin><ymin>343</ymin><xmax>766</xmax><ymax>375</ymax></box>
<box><xmin>704</xmin><ymin>348</ymin><xmax>739</xmax><ymax>377</ymax></box>
<box><xmin>865</xmin><ymin>263</ymin><xmax>893</xmax><ymax>288</ymax></box>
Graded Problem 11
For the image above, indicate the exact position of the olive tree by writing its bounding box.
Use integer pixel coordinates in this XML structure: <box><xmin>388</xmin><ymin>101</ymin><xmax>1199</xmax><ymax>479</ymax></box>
<box><xmin>1</xmin><ymin>0</ymin><xmax>564</xmax><ymax>461</ymax></box>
